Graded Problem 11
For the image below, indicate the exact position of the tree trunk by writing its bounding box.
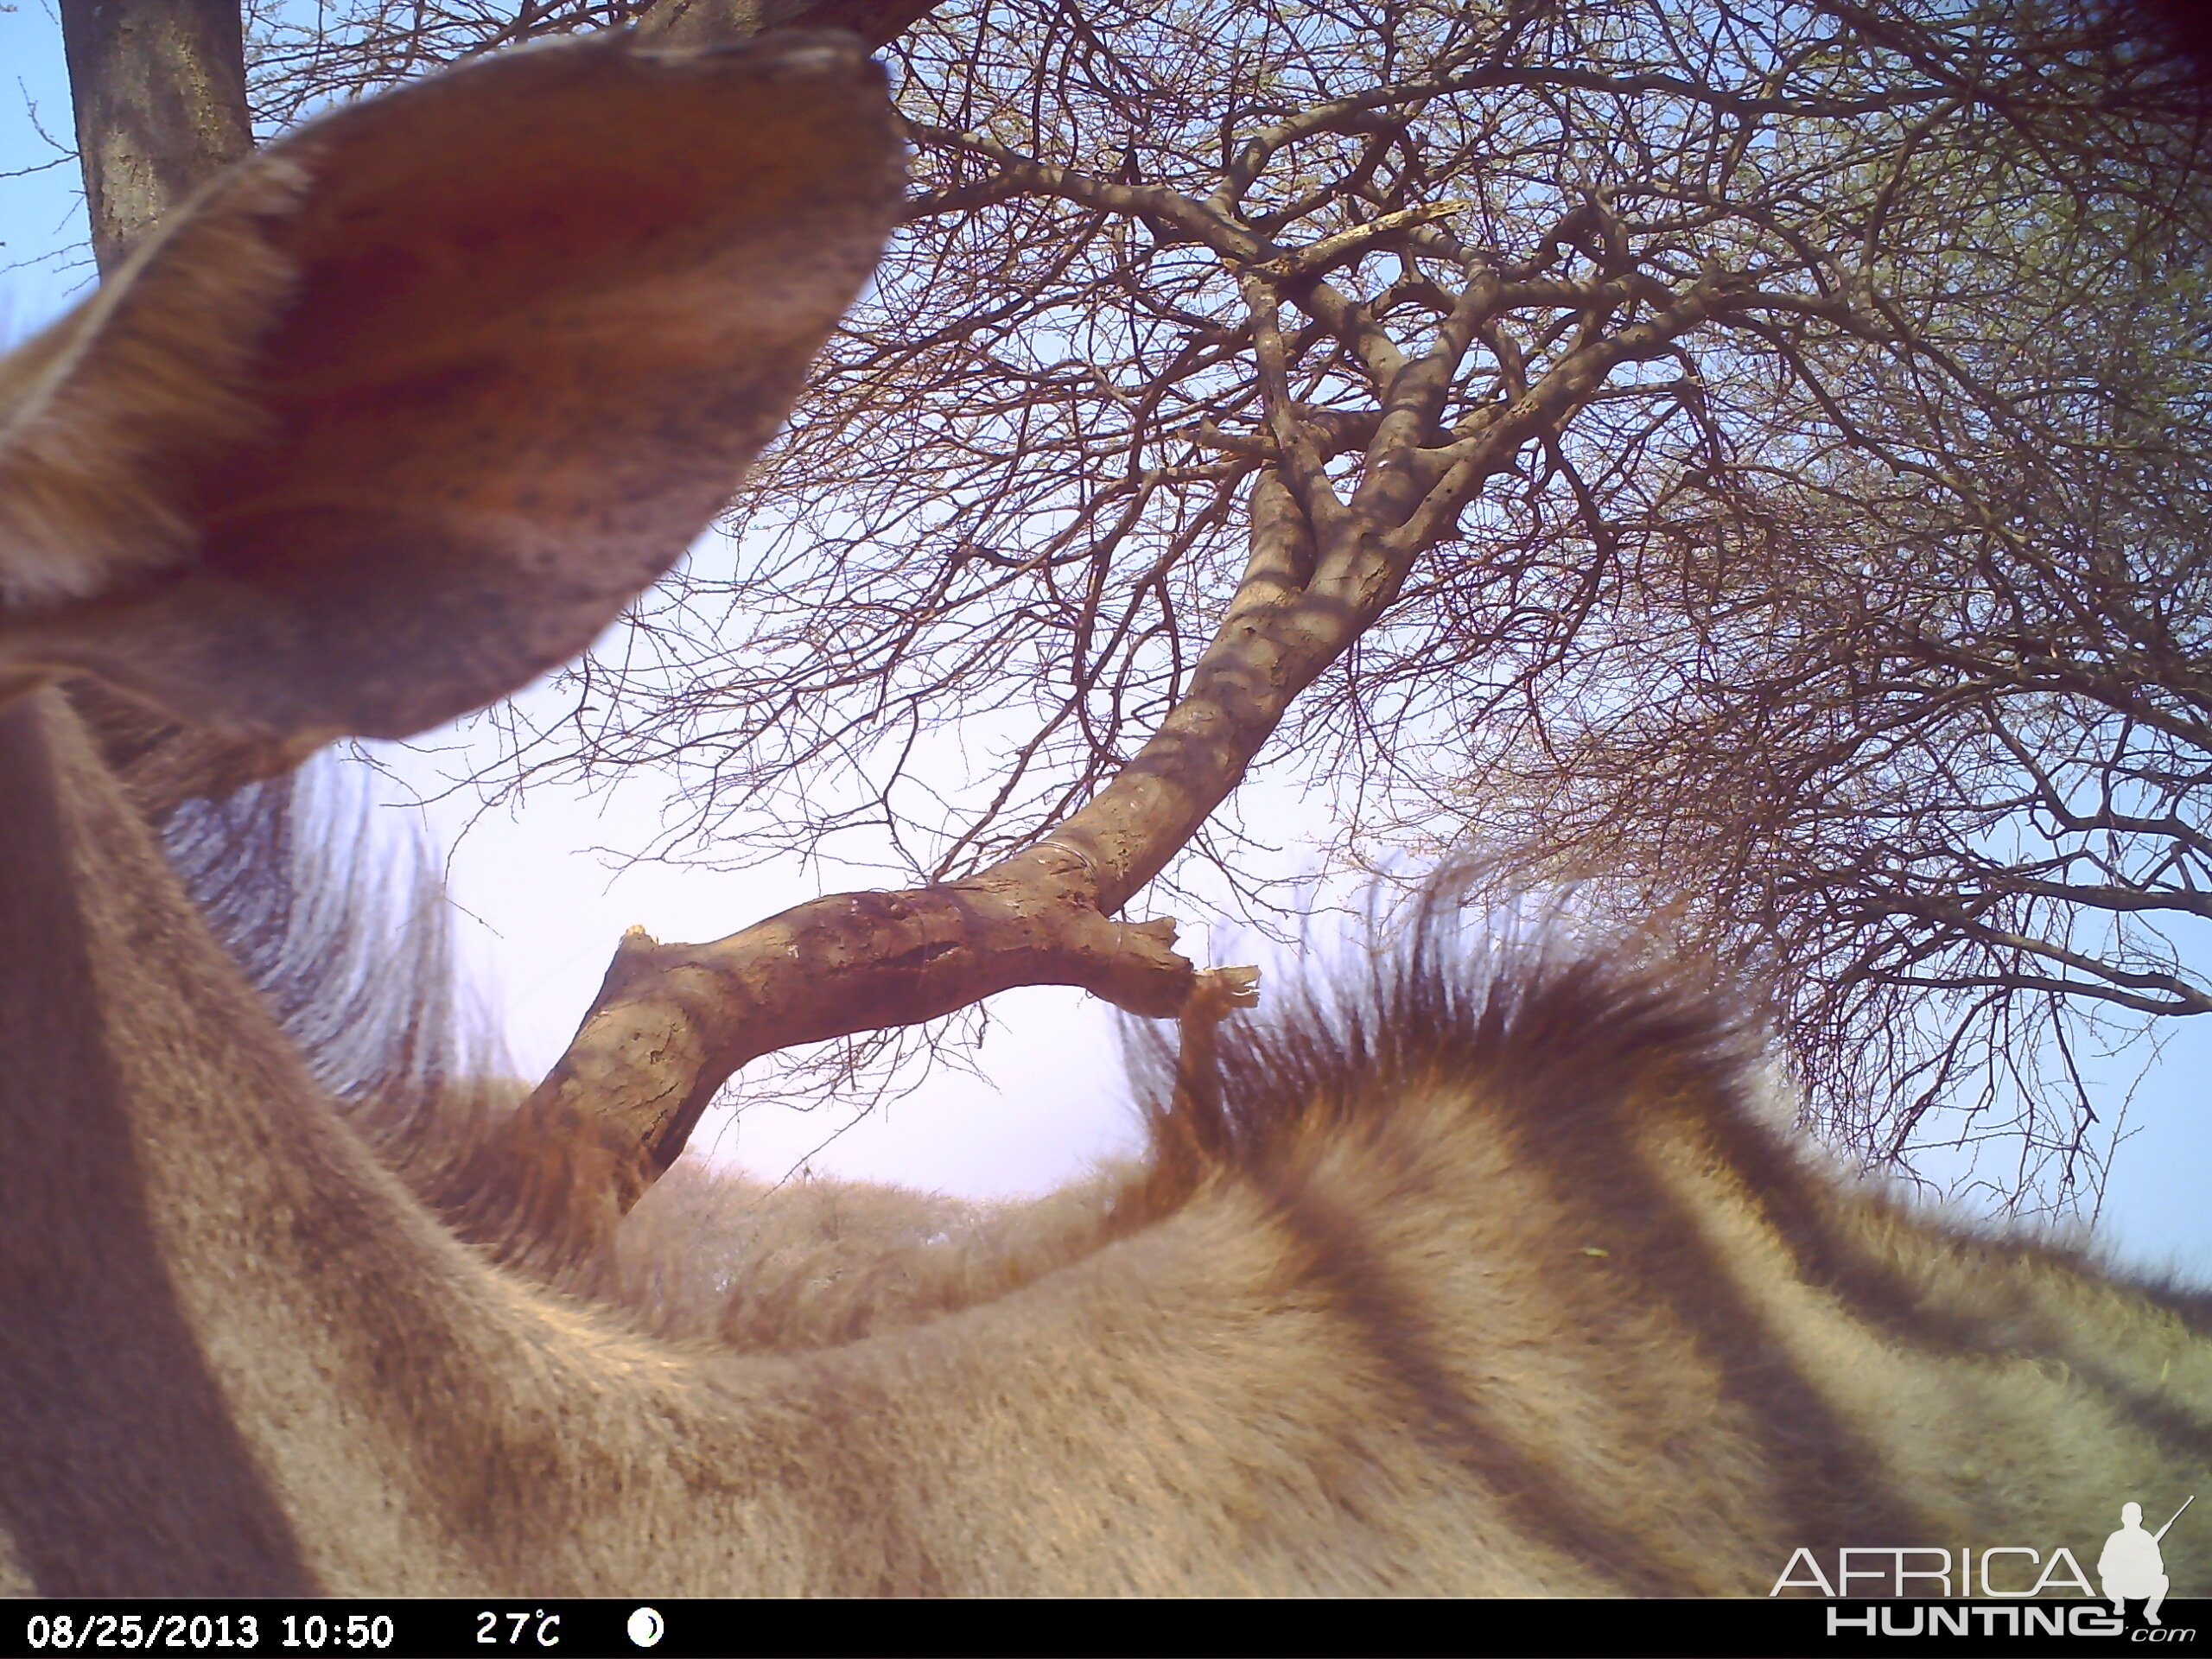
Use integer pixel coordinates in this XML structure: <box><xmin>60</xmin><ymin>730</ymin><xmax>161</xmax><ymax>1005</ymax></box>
<box><xmin>54</xmin><ymin>3</ymin><xmax>278</xmax><ymax>815</ymax></box>
<box><xmin>60</xmin><ymin>0</ymin><xmax>252</xmax><ymax>275</ymax></box>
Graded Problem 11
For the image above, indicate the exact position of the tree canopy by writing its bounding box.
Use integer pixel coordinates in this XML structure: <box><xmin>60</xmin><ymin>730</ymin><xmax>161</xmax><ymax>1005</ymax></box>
<box><xmin>36</xmin><ymin>0</ymin><xmax>2212</xmax><ymax>1236</ymax></box>
<box><xmin>491</xmin><ymin>0</ymin><xmax>2206</xmax><ymax>1215</ymax></box>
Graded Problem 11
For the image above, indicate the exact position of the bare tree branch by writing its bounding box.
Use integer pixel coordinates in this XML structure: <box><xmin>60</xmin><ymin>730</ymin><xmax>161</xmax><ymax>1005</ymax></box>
<box><xmin>246</xmin><ymin>0</ymin><xmax>2212</xmax><ymax>1239</ymax></box>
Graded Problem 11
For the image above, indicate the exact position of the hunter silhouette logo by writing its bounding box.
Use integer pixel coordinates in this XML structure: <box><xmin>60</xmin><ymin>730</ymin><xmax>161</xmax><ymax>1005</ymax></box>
<box><xmin>1770</xmin><ymin>1494</ymin><xmax>2198</xmax><ymax>1608</ymax></box>
<box><xmin>2102</xmin><ymin>1497</ymin><xmax>2193</xmax><ymax>1627</ymax></box>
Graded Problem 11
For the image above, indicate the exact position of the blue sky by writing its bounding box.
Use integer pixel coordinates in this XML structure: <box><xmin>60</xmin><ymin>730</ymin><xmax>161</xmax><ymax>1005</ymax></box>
<box><xmin>4</xmin><ymin>0</ymin><xmax>2206</xmax><ymax>1281</ymax></box>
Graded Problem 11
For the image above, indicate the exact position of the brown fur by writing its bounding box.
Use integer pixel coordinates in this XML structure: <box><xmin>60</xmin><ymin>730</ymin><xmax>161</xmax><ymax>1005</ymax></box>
<box><xmin>2</xmin><ymin>684</ymin><xmax>2206</xmax><ymax>1594</ymax></box>
<box><xmin>1</xmin><ymin>22</ymin><xmax>2207</xmax><ymax>1600</ymax></box>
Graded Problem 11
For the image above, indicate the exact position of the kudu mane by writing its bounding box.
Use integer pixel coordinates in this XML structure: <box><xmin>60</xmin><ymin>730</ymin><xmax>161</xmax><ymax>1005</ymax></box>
<box><xmin>181</xmin><ymin>778</ymin><xmax>2212</xmax><ymax>1419</ymax></box>
<box><xmin>171</xmin><ymin>769</ymin><xmax>2212</xmax><ymax>1363</ymax></box>
<box><xmin>160</xmin><ymin>772</ymin><xmax>1765</xmax><ymax>1357</ymax></box>
<box><xmin>2</xmin><ymin>23</ymin><xmax>2208</xmax><ymax>1600</ymax></box>
<box><xmin>10</xmin><ymin>512</ymin><xmax>2212</xmax><ymax>1603</ymax></box>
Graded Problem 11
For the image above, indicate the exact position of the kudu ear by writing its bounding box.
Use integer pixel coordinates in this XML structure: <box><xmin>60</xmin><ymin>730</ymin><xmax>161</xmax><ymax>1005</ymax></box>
<box><xmin>0</xmin><ymin>30</ymin><xmax>899</xmax><ymax>748</ymax></box>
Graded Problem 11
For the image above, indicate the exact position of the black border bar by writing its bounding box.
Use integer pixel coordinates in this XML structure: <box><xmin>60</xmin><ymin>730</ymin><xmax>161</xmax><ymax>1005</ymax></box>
<box><xmin>3</xmin><ymin>1597</ymin><xmax>2206</xmax><ymax>1658</ymax></box>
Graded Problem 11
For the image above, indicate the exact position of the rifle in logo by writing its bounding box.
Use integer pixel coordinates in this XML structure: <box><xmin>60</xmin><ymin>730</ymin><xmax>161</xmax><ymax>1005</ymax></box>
<box><xmin>2101</xmin><ymin>1495</ymin><xmax>2193</xmax><ymax>1627</ymax></box>
<box><xmin>2158</xmin><ymin>1496</ymin><xmax>2196</xmax><ymax>1543</ymax></box>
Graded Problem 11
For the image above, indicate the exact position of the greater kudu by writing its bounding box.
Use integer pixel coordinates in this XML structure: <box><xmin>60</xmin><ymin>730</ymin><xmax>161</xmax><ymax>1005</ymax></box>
<box><xmin>0</xmin><ymin>26</ymin><xmax>2206</xmax><ymax>1600</ymax></box>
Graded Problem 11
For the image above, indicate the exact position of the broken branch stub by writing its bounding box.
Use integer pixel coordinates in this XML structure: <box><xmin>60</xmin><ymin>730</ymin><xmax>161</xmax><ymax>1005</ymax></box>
<box><xmin>472</xmin><ymin>844</ymin><xmax>1218</xmax><ymax>1274</ymax></box>
<box><xmin>488</xmin><ymin>471</ymin><xmax>1356</xmax><ymax>1271</ymax></box>
<box><xmin>486</xmin><ymin>468</ymin><xmax>1351</xmax><ymax>1273</ymax></box>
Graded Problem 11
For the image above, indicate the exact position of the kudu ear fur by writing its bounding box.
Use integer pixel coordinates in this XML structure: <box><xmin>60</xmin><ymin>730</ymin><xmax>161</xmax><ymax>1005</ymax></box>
<box><xmin>0</xmin><ymin>29</ymin><xmax>900</xmax><ymax>748</ymax></box>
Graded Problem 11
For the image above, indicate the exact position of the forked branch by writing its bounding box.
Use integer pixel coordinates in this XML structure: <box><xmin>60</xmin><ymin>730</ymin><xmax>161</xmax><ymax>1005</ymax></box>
<box><xmin>484</xmin><ymin>467</ymin><xmax>1351</xmax><ymax>1268</ymax></box>
<box><xmin>495</xmin><ymin>174</ymin><xmax>1758</xmax><ymax>1266</ymax></box>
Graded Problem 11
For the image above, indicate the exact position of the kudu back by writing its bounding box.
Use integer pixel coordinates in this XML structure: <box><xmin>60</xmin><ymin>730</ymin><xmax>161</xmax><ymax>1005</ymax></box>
<box><xmin>1</xmin><ymin>30</ymin><xmax>2209</xmax><ymax>1598</ymax></box>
